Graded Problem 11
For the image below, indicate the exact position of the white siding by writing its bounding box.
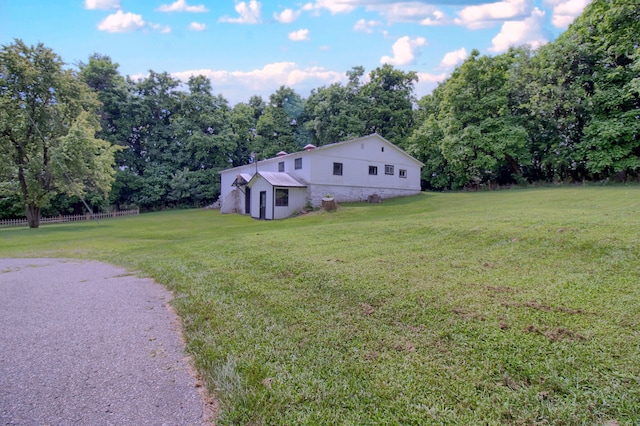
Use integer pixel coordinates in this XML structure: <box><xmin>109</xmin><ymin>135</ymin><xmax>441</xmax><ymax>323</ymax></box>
<box><xmin>304</xmin><ymin>135</ymin><xmax>421</xmax><ymax>206</ymax></box>
<box><xmin>284</xmin><ymin>153</ymin><xmax>311</xmax><ymax>184</ymax></box>
<box><xmin>219</xmin><ymin>170</ymin><xmax>238</xmax><ymax>213</ymax></box>
<box><xmin>273</xmin><ymin>187</ymin><xmax>307</xmax><ymax>219</ymax></box>
<box><xmin>249</xmin><ymin>178</ymin><xmax>272</xmax><ymax>220</ymax></box>
<box><xmin>247</xmin><ymin>176</ymin><xmax>307</xmax><ymax>220</ymax></box>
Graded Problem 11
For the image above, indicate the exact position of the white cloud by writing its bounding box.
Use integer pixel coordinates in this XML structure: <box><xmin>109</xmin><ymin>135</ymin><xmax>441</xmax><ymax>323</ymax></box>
<box><xmin>455</xmin><ymin>0</ymin><xmax>531</xmax><ymax>29</ymax></box>
<box><xmin>150</xmin><ymin>23</ymin><xmax>172</xmax><ymax>33</ymax></box>
<box><xmin>189</xmin><ymin>22</ymin><xmax>207</xmax><ymax>31</ymax></box>
<box><xmin>289</xmin><ymin>29</ymin><xmax>310</xmax><ymax>41</ymax></box>
<box><xmin>274</xmin><ymin>8</ymin><xmax>301</xmax><ymax>23</ymax></box>
<box><xmin>489</xmin><ymin>7</ymin><xmax>548</xmax><ymax>52</ymax></box>
<box><xmin>367</xmin><ymin>2</ymin><xmax>439</xmax><ymax>23</ymax></box>
<box><xmin>170</xmin><ymin>62</ymin><xmax>344</xmax><ymax>103</ymax></box>
<box><xmin>97</xmin><ymin>10</ymin><xmax>171</xmax><ymax>33</ymax></box>
<box><xmin>303</xmin><ymin>0</ymin><xmax>358</xmax><ymax>15</ymax></box>
<box><xmin>98</xmin><ymin>10</ymin><xmax>146</xmax><ymax>32</ymax></box>
<box><xmin>544</xmin><ymin>0</ymin><xmax>590</xmax><ymax>28</ymax></box>
<box><xmin>353</xmin><ymin>18</ymin><xmax>382</xmax><ymax>33</ymax></box>
<box><xmin>417</xmin><ymin>72</ymin><xmax>447</xmax><ymax>84</ymax></box>
<box><xmin>156</xmin><ymin>0</ymin><xmax>208</xmax><ymax>12</ymax></box>
<box><xmin>420</xmin><ymin>10</ymin><xmax>448</xmax><ymax>26</ymax></box>
<box><xmin>219</xmin><ymin>1</ymin><xmax>261</xmax><ymax>24</ymax></box>
<box><xmin>171</xmin><ymin>63</ymin><xmax>343</xmax><ymax>88</ymax></box>
<box><xmin>440</xmin><ymin>48</ymin><xmax>468</xmax><ymax>68</ymax></box>
<box><xmin>305</xmin><ymin>0</ymin><xmax>444</xmax><ymax>22</ymax></box>
<box><xmin>380</xmin><ymin>36</ymin><xmax>427</xmax><ymax>66</ymax></box>
<box><xmin>415</xmin><ymin>71</ymin><xmax>447</xmax><ymax>100</ymax></box>
<box><xmin>84</xmin><ymin>0</ymin><xmax>120</xmax><ymax>10</ymax></box>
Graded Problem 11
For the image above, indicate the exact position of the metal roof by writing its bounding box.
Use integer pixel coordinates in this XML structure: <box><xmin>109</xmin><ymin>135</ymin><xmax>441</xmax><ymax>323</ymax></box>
<box><xmin>232</xmin><ymin>173</ymin><xmax>253</xmax><ymax>186</ymax></box>
<box><xmin>251</xmin><ymin>172</ymin><xmax>306</xmax><ymax>188</ymax></box>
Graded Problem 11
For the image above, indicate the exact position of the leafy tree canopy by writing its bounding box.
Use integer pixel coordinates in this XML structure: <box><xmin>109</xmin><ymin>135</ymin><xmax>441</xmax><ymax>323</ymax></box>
<box><xmin>0</xmin><ymin>40</ymin><xmax>118</xmax><ymax>227</ymax></box>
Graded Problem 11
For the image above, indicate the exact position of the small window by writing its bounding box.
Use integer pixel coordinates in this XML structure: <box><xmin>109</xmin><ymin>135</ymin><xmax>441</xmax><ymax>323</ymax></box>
<box><xmin>333</xmin><ymin>162</ymin><xmax>343</xmax><ymax>176</ymax></box>
<box><xmin>381</xmin><ymin>147</ymin><xmax>385</xmax><ymax>152</ymax></box>
<box><xmin>385</xmin><ymin>165</ymin><xmax>394</xmax><ymax>175</ymax></box>
<box><xmin>399</xmin><ymin>169</ymin><xmax>407</xmax><ymax>178</ymax></box>
<box><xmin>278</xmin><ymin>161</ymin><xmax>285</xmax><ymax>172</ymax></box>
<box><xmin>369</xmin><ymin>166</ymin><xmax>378</xmax><ymax>175</ymax></box>
<box><xmin>295</xmin><ymin>158</ymin><xmax>302</xmax><ymax>170</ymax></box>
<box><xmin>275</xmin><ymin>189</ymin><xmax>289</xmax><ymax>206</ymax></box>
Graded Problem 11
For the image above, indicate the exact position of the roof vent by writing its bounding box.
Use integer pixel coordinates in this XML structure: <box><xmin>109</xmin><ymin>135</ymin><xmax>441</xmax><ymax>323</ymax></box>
<box><xmin>303</xmin><ymin>144</ymin><xmax>316</xmax><ymax>151</ymax></box>
<box><xmin>276</xmin><ymin>151</ymin><xmax>288</xmax><ymax>157</ymax></box>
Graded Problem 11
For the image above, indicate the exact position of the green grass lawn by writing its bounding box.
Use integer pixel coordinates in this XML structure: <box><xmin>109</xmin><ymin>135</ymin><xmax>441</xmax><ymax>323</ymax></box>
<box><xmin>2</xmin><ymin>187</ymin><xmax>639</xmax><ymax>425</ymax></box>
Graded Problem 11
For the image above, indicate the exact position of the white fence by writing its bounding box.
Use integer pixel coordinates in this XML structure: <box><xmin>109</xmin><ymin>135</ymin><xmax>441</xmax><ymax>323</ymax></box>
<box><xmin>0</xmin><ymin>209</ymin><xmax>139</xmax><ymax>228</ymax></box>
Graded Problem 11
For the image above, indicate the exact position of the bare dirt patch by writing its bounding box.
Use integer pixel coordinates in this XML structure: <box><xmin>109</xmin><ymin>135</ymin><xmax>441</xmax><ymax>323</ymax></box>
<box><xmin>502</xmin><ymin>301</ymin><xmax>586</xmax><ymax>315</ymax></box>
<box><xmin>524</xmin><ymin>325</ymin><xmax>586</xmax><ymax>342</ymax></box>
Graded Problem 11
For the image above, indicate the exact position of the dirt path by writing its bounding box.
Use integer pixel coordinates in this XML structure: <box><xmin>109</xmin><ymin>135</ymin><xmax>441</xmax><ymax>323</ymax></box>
<box><xmin>0</xmin><ymin>258</ymin><xmax>211</xmax><ymax>425</ymax></box>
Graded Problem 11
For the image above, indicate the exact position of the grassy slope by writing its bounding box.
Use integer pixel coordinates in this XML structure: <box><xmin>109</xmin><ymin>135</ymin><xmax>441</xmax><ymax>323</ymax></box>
<box><xmin>1</xmin><ymin>187</ymin><xmax>639</xmax><ymax>425</ymax></box>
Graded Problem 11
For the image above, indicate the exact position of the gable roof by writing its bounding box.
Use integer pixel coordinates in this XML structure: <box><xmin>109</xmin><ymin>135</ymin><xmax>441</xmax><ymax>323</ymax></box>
<box><xmin>248</xmin><ymin>172</ymin><xmax>307</xmax><ymax>188</ymax></box>
<box><xmin>303</xmin><ymin>133</ymin><xmax>425</xmax><ymax>167</ymax></box>
<box><xmin>220</xmin><ymin>133</ymin><xmax>423</xmax><ymax>174</ymax></box>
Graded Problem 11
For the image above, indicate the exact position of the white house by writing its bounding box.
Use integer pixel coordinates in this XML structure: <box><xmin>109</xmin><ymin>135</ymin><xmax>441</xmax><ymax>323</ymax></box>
<box><xmin>219</xmin><ymin>133</ymin><xmax>424</xmax><ymax>220</ymax></box>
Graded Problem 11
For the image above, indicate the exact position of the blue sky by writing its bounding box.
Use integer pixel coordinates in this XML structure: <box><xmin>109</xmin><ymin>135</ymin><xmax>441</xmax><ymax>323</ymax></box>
<box><xmin>1</xmin><ymin>0</ymin><xmax>590</xmax><ymax>105</ymax></box>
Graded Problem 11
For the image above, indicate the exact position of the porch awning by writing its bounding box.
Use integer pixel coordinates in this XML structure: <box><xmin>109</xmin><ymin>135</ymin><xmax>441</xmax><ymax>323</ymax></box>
<box><xmin>232</xmin><ymin>173</ymin><xmax>253</xmax><ymax>187</ymax></box>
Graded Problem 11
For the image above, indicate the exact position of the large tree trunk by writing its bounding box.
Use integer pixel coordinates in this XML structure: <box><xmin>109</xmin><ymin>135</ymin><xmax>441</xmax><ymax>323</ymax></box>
<box><xmin>25</xmin><ymin>205</ymin><xmax>41</xmax><ymax>229</ymax></box>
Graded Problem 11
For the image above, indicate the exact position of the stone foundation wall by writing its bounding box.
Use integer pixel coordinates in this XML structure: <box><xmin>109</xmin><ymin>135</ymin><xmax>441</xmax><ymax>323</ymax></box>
<box><xmin>307</xmin><ymin>185</ymin><xmax>420</xmax><ymax>207</ymax></box>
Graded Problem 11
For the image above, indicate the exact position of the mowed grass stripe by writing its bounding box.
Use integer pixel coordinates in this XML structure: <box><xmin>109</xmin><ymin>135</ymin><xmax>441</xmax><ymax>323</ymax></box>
<box><xmin>1</xmin><ymin>186</ymin><xmax>639</xmax><ymax>425</ymax></box>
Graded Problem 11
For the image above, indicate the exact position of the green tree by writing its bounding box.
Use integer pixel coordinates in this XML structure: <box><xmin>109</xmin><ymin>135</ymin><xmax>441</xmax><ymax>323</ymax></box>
<box><xmin>229</xmin><ymin>101</ymin><xmax>259</xmax><ymax>166</ymax></box>
<box><xmin>360</xmin><ymin>64</ymin><xmax>418</xmax><ymax>145</ymax></box>
<box><xmin>79</xmin><ymin>54</ymin><xmax>134</xmax><ymax>209</ymax></box>
<box><xmin>405</xmin><ymin>85</ymin><xmax>455</xmax><ymax>189</ymax></box>
<box><xmin>118</xmin><ymin>71</ymin><xmax>182</xmax><ymax>209</ymax></box>
<box><xmin>79</xmin><ymin>53</ymin><xmax>129</xmax><ymax>148</ymax></box>
<box><xmin>256</xmin><ymin>86</ymin><xmax>308</xmax><ymax>157</ymax></box>
<box><xmin>576</xmin><ymin>0</ymin><xmax>640</xmax><ymax>178</ymax></box>
<box><xmin>437</xmin><ymin>49</ymin><xmax>530</xmax><ymax>188</ymax></box>
<box><xmin>170</xmin><ymin>75</ymin><xmax>234</xmax><ymax>205</ymax></box>
<box><xmin>516</xmin><ymin>35</ymin><xmax>593</xmax><ymax>182</ymax></box>
<box><xmin>303</xmin><ymin>66</ymin><xmax>367</xmax><ymax>146</ymax></box>
<box><xmin>0</xmin><ymin>40</ymin><xmax>118</xmax><ymax>227</ymax></box>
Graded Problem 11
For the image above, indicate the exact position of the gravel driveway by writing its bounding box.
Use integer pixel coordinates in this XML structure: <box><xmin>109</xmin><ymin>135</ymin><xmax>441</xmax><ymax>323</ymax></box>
<box><xmin>0</xmin><ymin>258</ymin><xmax>210</xmax><ymax>425</ymax></box>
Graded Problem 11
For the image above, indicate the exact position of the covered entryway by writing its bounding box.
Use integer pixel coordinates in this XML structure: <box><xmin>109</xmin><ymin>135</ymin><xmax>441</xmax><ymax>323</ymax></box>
<box><xmin>247</xmin><ymin>172</ymin><xmax>307</xmax><ymax>220</ymax></box>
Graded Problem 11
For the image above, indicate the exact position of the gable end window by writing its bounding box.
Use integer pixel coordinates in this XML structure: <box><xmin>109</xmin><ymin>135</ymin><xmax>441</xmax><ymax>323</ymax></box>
<box><xmin>385</xmin><ymin>164</ymin><xmax>394</xmax><ymax>175</ymax></box>
<box><xmin>278</xmin><ymin>161</ymin><xmax>285</xmax><ymax>172</ymax></box>
<box><xmin>295</xmin><ymin>158</ymin><xmax>302</xmax><ymax>170</ymax></box>
<box><xmin>275</xmin><ymin>189</ymin><xmax>289</xmax><ymax>207</ymax></box>
<box><xmin>399</xmin><ymin>169</ymin><xmax>407</xmax><ymax>178</ymax></box>
<box><xmin>369</xmin><ymin>166</ymin><xmax>378</xmax><ymax>175</ymax></box>
<box><xmin>333</xmin><ymin>162</ymin><xmax>343</xmax><ymax>176</ymax></box>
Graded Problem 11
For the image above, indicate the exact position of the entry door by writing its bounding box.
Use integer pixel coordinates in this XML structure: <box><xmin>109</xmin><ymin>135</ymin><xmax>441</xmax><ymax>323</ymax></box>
<box><xmin>245</xmin><ymin>187</ymin><xmax>251</xmax><ymax>215</ymax></box>
<box><xmin>259</xmin><ymin>191</ymin><xmax>267</xmax><ymax>219</ymax></box>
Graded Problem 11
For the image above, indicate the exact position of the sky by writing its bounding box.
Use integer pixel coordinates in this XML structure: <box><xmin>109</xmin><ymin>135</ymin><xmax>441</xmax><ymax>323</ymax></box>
<box><xmin>1</xmin><ymin>0</ymin><xmax>591</xmax><ymax>105</ymax></box>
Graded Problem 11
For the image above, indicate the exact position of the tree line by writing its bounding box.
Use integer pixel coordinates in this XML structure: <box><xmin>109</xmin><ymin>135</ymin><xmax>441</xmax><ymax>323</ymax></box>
<box><xmin>1</xmin><ymin>0</ymin><xmax>638</xmax><ymax>226</ymax></box>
